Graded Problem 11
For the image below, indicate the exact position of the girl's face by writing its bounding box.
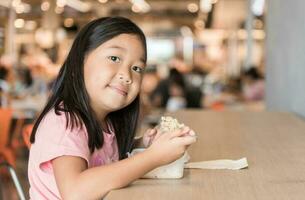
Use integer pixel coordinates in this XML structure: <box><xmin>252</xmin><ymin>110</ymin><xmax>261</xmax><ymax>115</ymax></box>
<box><xmin>84</xmin><ymin>34</ymin><xmax>146</xmax><ymax>116</ymax></box>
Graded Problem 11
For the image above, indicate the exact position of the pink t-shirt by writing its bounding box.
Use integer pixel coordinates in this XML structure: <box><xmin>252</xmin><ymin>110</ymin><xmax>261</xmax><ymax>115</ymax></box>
<box><xmin>28</xmin><ymin>109</ymin><xmax>119</xmax><ymax>199</ymax></box>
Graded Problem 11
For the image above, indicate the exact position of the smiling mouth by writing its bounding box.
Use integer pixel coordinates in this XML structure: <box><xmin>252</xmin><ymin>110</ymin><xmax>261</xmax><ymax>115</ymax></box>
<box><xmin>108</xmin><ymin>85</ymin><xmax>128</xmax><ymax>96</ymax></box>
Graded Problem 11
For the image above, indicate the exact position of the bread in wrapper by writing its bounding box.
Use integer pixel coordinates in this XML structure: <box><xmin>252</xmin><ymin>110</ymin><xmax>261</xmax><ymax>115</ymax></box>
<box><xmin>128</xmin><ymin>116</ymin><xmax>190</xmax><ymax>179</ymax></box>
<box><xmin>157</xmin><ymin>116</ymin><xmax>184</xmax><ymax>133</ymax></box>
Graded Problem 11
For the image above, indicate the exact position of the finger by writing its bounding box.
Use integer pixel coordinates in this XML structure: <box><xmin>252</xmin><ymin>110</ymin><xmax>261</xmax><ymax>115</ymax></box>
<box><xmin>143</xmin><ymin>128</ymin><xmax>152</xmax><ymax>136</ymax></box>
<box><xmin>147</xmin><ymin>128</ymin><xmax>157</xmax><ymax>136</ymax></box>
<box><xmin>169</xmin><ymin>126</ymin><xmax>191</xmax><ymax>139</ymax></box>
<box><xmin>146</xmin><ymin>129</ymin><xmax>157</xmax><ymax>144</ymax></box>
<box><xmin>173</xmin><ymin>135</ymin><xmax>197</xmax><ymax>146</ymax></box>
<box><xmin>181</xmin><ymin>130</ymin><xmax>196</xmax><ymax>137</ymax></box>
<box><xmin>189</xmin><ymin>130</ymin><xmax>196</xmax><ymax>136</ymax></box>
<box><xmin>143</xmin><ymin>129</ymin><xmax>152</xmax><ymax>139</ymax></box>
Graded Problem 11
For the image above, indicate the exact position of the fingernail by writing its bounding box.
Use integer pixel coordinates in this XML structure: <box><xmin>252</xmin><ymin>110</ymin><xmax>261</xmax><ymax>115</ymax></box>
<box><xmin>183</xmin><ymin>126</ymin><xmax>190</xmax><ymax>132</ymax></box>
<box><xmin>189</xmin><ymin>130</ymin><xmax>196</xmax><ymax>136</ymax></box>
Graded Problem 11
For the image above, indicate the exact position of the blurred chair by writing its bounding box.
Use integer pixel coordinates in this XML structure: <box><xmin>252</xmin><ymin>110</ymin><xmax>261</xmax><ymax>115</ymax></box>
<box><xmin>0</xmin><ymin>108</ymin><xmax>15</xmax><ymax>167</ymax></box>
<box><xmin>22</xmin><ymin>124</ymin><xmax>33</xmax><ymax>149</ymax></box>
<box><xmin>0</xmin><ymin>108</ymin><xmax>26</xmax><ymax>199</ymax></box>
<box><xmin>0</xmin><ymin>161</ymin><xmax>26</xmax><ymax>200</ymax></box>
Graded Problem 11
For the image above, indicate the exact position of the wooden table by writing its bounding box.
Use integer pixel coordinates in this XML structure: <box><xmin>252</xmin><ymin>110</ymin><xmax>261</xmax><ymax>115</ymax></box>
<box><xmin>105</xmin><ymin>110</ymin><xmax>305</xmax><ymax>200</ymax></box>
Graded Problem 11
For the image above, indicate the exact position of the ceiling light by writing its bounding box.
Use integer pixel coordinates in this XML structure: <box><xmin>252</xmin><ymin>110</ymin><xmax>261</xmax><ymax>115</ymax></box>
<box><xmin>252</xmin><ymin>0</ymin><xmax>265</xmax><ymax>16</ymax></box>
<box><xmin>180</xmin><ymin>26</ymin><xmax>193</xmax><ymax>37</ymax></box>
<box><xmin>131</xmin><ymin>4</ymin><xmax>141</xmax><ymax>13</ymax></box>
<box><xmin>130</xmin><ymin>0</ymin><xmax>151</xmax><ymax>13</ymax></box>
<box><xmin>65</xmin><ymin>0</ymin><xmax>91</xmax><ymax>12</ymax></box>
<box><xmin>41</xmin><ymin>1</ymin><xmax>50</xmax><ymax>11</ymax></box>
<box><xmin>12</xmin><ymin>0</ymin><xmax>21</xmax><ymax>8</ymax></box>
<box><xmin>194</xmin><ymin>19</ymin><xmax>205</xmax><ymax>29</ymax></box>
<box><xmin>57</xmin><ymin>0</ymin><xmax>66</xmax><ymax>8</ymax></box>
<box><xmin>14</xmin><ymin>18</ymin><xmax>25</xmax><ymax>28</ymax></box>
<box><xmin>55</xmin><ymin>6</ymin><xmax>64</xmax><ymax>14</ymax></box>
<box><xmin>15</xmin><ymin>4</ymin><xmax>25</xmax><ymax>13</ymax></box>
<box><xmin>200</xmin><ymin>0</ymin><xmax>212</xmax><ymax>13</ymax></box>
<box><xmin>187</xmin><ymin>3</ymin><xmax>199</xmax><ymax>13</ymax></box>
<box><xmin>64</xmin><ymin>18</ymin><xmax>74</xmax><ymax>27</ymax></box>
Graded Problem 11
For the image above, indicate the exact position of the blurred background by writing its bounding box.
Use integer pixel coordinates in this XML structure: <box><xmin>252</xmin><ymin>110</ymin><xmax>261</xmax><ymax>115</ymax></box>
<box><xmin>0</xmin><ymin>0</ymin><xmax>304</xmax><ymax>199</ymax></box>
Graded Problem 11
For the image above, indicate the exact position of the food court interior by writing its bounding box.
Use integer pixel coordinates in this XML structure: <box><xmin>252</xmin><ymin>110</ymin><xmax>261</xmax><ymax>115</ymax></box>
<box><xmin>0</xmin><ymin>0</ymin><xmax>305</xmax><ymax>199</ymax></box>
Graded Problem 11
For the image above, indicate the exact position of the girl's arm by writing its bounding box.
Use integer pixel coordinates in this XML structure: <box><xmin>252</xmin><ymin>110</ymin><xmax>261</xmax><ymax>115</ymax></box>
<box><xmin>53</xmin><ymin>149</ymin><xmax>159</xmax><ymax>200</ymax></box>
<box><xmin>53</xmin><ymin>127</ymin><xmax>196</xmax><ymax>199</ymax></box>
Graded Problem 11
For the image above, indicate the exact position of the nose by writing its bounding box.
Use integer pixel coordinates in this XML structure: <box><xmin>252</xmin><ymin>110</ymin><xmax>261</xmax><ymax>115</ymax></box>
<box><xmin>118</xmin><ymin>72</ymin><xmax>132</xmax><ymax>85</ymax></box>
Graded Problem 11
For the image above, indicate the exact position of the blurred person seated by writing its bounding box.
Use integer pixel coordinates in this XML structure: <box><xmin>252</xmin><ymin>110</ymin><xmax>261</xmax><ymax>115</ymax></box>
<box><xmin>12</xmin><ymin>66</ymin><xmax>33</xmax><ymax>99</ymax></box>
<box><xmin>221</xmin><ymin>77</ymin><xmax>243</xmax><ymax>103</ymax></box>
<box><xmin>0</xmin><ymin>65</ymin><xmax>12</xmax><ymax>107</ymax></box>
<box><xmin>242</xmin><ymin>67</ymin><xmax>265</xmax><ymax>102</ymax></box>
<box><xmin>139</xmin><ymin>67</ymin><xmax>160</xmax><ymax>119</ymax></box>
<box><xmin>18</xmin><ymin>45</ymin><xmax>50</xmax><ymax>98</ymax></box>
<box><xmin>150</xmin><ymin>68</ymin><xmax>202</xmax><ymax>111</ymax></box>
<box><xmin>168</xmin><ymin>54</ymin><xmax>191</xmax><ymax>73</ymax></box>
<box><xmin>166</xmin><ymin>75</ymin><xmax>187</xmax><ymax>112</ymax></box>
<box><xmin>0</xmin><ymin>55</ymin><xmax>15</xmax><ymax>107</ymax></box>
<box><xmin>27</xmin><ymin>63</ymin><xmax>48</xmax><ymax>97</ymax></box>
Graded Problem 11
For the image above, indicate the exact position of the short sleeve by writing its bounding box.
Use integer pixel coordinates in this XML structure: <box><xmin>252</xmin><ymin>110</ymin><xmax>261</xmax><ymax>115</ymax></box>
<box><xmin>32</xmin><ymin>110</ymin><xmax>90</xmax><ymax>174</ymax></box>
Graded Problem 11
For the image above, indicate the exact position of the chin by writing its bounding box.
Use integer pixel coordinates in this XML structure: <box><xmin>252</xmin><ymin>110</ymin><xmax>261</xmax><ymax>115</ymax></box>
<box><xmin>104</xmin><ymin>100</ymin><xmax>127</xmax><ymax>112</ymax></box>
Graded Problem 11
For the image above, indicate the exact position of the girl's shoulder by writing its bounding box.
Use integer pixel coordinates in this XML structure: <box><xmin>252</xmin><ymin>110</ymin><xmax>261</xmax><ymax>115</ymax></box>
<box><xmin>36</xmin><ymin>109</ymin><xmax>88</xmax><ymax>143</ymax></box>
<box><xmin>41</xmin><ymin>109</ymin><xmax>68</xmax><ymax>127</ymax></box>
<box><xmin>42</xmin><ymin>109</ymin><xmax>83</xmax><ymax>128</ymax></box>
<box><xmin>29</xmin><ymin>109</ymin><xmax>91</xmax><ymax>175</ymax></box>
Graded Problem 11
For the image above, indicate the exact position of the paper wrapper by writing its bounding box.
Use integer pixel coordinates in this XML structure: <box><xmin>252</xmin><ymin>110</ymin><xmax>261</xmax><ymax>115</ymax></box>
<box><xmin>129</xmin><ymin>148</ymin><xmax>248</xmax><ymax>179</ymax></box>
<box><xmin>128</xmin><ymin>148</ymin><xmax>190</xmax><ymax>179</ymax></box>
<box><xmin>184</xmin><ymin>157</ymin><xmax>248</xmax><ymax>170</ymax></box>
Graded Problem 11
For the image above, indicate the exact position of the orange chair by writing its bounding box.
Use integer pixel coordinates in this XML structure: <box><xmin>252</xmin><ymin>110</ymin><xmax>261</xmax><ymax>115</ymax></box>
<box><xmin>22</xmin><ymin>124</ymin><xmax>33</xmax><ymax>149</ymax></box>
<box><xmin>0</xmin><ymin>108</ymin><xmax>26</xmax><ymax>199</ymax></box>
<box><xmin>0</xmin><ymin>108</ymin><xmax>15</xmax><ymax>167</ymax></box>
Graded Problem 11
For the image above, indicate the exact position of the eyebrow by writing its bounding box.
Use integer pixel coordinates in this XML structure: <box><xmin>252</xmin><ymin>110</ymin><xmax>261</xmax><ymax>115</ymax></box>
<box><xmin>107</xmin><ymin>45</ymin><xmax>126</xmax><ymax>51</ymax></box>
<box><xmin>106</xmin><ymin>45</ymin><xmax>146</xmax><ymax>64</ymax></box>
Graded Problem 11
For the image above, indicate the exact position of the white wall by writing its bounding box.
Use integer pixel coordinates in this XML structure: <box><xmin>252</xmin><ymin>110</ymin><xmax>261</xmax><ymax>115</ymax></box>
<box><xmin>266</xmin><ymin>0</ymin><xmax>305</xmax><ymax>118</ymax></box>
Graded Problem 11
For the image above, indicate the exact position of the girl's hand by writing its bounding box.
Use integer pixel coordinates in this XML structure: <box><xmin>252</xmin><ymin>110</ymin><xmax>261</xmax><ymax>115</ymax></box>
<box><xmin>144</xmin><ymin>125</ymin><xmax>196</xmax><ymax>147</ymax></box>
<box><xmin>133</xmin><ymin>128</ymin><xmax>159</xmax><ymax>148</ymax></box>
<box><xmin>146</xmin><ymin>126</ymin><xmax>197</xmax><ymax>166</ymax></box>
<box><xmin>142</xmin><ymin>128</ymin><xmax>158</xmax><ymax>148</ymax></box>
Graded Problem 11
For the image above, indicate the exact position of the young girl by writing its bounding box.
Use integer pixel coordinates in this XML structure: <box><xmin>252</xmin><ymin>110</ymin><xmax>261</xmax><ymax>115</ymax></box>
<box><xmin>28</xmin><ymin>17</ymin><xmax>196</xmax><ymax>199</ymax></box>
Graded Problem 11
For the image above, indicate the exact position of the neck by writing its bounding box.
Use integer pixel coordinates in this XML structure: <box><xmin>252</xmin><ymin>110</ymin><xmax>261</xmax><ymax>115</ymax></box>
<box><xmin>92</xmin><ymin>106</ymin><xmax>110</xmax><ymax>132</ymax></box>
<box><xmin>101</xmin><ymin>119</ymin><xmax>109</xmax><ymax>132</ymax></box>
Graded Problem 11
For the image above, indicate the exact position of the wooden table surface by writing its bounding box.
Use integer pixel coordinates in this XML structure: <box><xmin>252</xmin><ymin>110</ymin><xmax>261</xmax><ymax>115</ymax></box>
<box><xmin>105</xmin><ymin>110</ymin><xmax>305</xmax><ymax>200</ymax></box>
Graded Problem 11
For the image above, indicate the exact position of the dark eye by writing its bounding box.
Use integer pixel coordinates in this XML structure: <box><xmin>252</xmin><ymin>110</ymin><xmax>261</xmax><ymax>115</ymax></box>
<box><xmin>108</xmin><ymin>56</ymin><xmax>120</xmax><ymax>63</ymax></box>
<box><xmin>132</xmin><ymin>66</ymin><xmax>143</xmax><ymax>73</ymax></box>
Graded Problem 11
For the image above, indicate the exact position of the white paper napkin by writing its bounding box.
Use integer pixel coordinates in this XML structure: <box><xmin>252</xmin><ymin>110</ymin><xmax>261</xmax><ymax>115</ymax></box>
<box><xmin>184</xmin><ymin>157</ymin><xmax>248</xmax><ymax>170</ymax></box>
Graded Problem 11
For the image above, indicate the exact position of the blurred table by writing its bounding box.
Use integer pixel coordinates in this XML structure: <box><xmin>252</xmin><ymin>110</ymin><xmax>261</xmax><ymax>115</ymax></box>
<box><xmin>11</xmin><ymin>94</ymin><xmax>47</xmax><ymax>119</ymax></box>
<box><xmin>105</xmin><ymin>110</ymin><xmax>305</xmax><ymax>200</ymax></box>
<box><xmin>8</xmin><ymin>95</ymin><xmax>46</xmax><ymax>148</ymax></box>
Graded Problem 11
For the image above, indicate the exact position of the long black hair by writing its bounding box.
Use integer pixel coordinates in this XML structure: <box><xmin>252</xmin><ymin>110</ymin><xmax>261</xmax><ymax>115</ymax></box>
<box><xmin>30</xmin><ymin>17</ymin><xmax>147</xmax><ymax>159</ymax></box>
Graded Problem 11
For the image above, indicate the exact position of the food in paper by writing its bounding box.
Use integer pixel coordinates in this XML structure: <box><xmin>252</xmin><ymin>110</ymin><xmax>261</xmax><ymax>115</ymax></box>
<box><xmin>129</xmin><ymin>116</ymin><xmax>191</xmax><ymax>179</ymax></box>
<box><xmin>129</xmin><ymin>148</ymin><xmax>190</xmax><ymax>179</ymax></box>
<box><xmin>157</xmin><ymin>116</ymin><xmax>185</xmax><ymax>133</ymax></box>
